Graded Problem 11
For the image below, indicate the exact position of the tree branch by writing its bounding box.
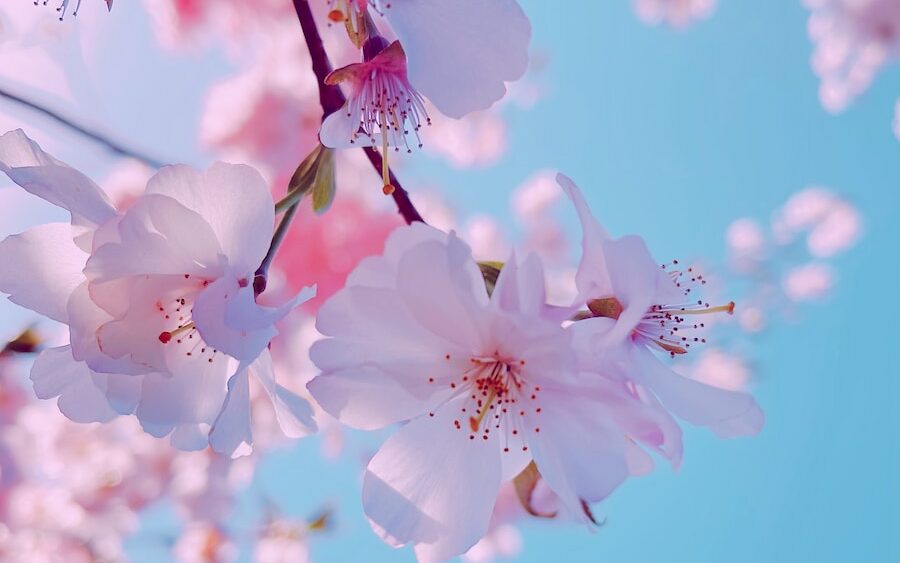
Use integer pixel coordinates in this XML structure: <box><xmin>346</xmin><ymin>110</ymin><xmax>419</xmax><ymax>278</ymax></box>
<box><xmin>0</xmin><ymin>86</ymin><xmax>165</xmax><ymax>169</ymax></box>
<box><xmin>290</xmin><ymin>0</ymin><xmax>425</xmax><ymax>225</ymax></box>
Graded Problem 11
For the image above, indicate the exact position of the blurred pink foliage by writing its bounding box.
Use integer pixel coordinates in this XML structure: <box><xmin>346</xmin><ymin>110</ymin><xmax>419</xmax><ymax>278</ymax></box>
<box><xmin>805</xmin><ymin>0</ymin><xmax>900</xmax><ymax>112</ymax></box>
<box><xmin>633</xmin><ymin>0</ymin><xmax>716</xmax><ymax>28</ymax></box>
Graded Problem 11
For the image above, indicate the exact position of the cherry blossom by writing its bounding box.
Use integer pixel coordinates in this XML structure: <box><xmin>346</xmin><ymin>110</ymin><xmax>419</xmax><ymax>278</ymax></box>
<box><xmin>307</xmin><ymin>223</ymin><xmax>676</xmax><ymax>561</ymax></box>
<box><xmin>0</xmin><ymin>129</ymin><xmax>316</xmax><ymax>455</ymax></box>
<box><xmin>633</xmin><ymin>0</ymin><xmax>716</xmax><ymax>28</ymax></box>
<box><xmin>560</xmin><ymin>174</ymin><xmax>764</xmax><ymax>438</ymax></box>
<box><xmin>804</xmin><ymin>0</ymin><xmax>900</xmax><ymax>112</ymax></box>
<box><xmin>329</xmin><ymin>0</ymin><xmax>531</xmax><ymax>119</ymax></box>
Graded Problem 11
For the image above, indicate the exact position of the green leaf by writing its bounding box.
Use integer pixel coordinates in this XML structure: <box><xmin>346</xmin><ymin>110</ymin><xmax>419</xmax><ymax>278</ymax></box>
<box><xmin>311</xmin><ymin>147</ymin><xmax>336</xmax><ymax>213</ymax></box>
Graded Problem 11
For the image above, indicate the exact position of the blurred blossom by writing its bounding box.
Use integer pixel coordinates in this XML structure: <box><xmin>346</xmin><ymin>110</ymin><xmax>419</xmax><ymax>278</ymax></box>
<box><xmin>687</xmin><ymin>349</ymin><xmax>751</xmax><ymax>392</ymax></box>
<box><xmin>633</xmin><ymin>0</ymin><xmax>716</xmax><ymax>28</ymax></box>
<box><xmin>894</xmin><ymin>99</ymin><xmax>900</xmax><ymax>140</ymax></box>
<box><xmin>253</xmin><ymin>518</ymin><xmax>311</xmax><ymax>563</ymax></box>
<box><xmin>463</xmin><ymin>484</ymin><xmax>524</xmax><ymax>563</ymax></box>
<box><xmin>804</xmin><ymin>0</ymin><xmax>900</xmax><ymax>112</ymax></box>
<box><xmin>726</xmin><ymin>218</ymin><xmax>766</xmax><ymax>264</ymax></box>
<box><xmin>783</xmin><ymin>262</ymin><xmax>834</xmax><ymax>302</ymax></box>
<box><xmin>199</xmin><ymin>25</ymin><xmax>322</xmax><ymax>178</ymax></box>
<box><xmin>423</xmin><ymin>108</ymin><xmax>508</xmax><ymax>169</ymax></box>
<box><xmin>738</xmin><ymin>306</ymin><xmax>767</xmax><ymax>333</ymax></box>
<box><xmin>771</xmin><ymin>186</ymin><xmax>862</xmax><ymax>256</ymax></box>
<box><xmin>174</xmin><ymin>522</ymin><xmax>238</xmax><ymax>563</ymax></box>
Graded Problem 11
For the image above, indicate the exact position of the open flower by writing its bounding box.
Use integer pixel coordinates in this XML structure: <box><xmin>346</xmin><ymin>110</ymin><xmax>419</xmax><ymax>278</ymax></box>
<box><xmin>328</xmin><ymin>0</ymin><xmax>531</xmax><ymax>119</ymax></box>
<box><xmin>0</xmin><ymin>129</ymin><xmax>316</xmax><ymax>455</ymax></box>
<box><xmin>307</xmin><ymin>223</ymin><xmax>671</xmax><ymax>562</ymax></box>
<box><xmin>559</xmin><ymin>174</ymin><xmax>764</xmax><ymax>438</ymax></box>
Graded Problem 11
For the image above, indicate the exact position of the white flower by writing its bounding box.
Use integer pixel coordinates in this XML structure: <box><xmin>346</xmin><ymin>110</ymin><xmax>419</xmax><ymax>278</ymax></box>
<box><xmin>0</xmin><ymin>129</ymin><xmax>316</xmax><ymax>455</ymax></box>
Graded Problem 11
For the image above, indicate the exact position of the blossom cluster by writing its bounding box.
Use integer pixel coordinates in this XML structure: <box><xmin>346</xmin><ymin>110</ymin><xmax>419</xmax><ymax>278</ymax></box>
<box><xmin>0</xmin><ymin>1</ymin><xmax>866</xmax><ymax>562</ymax></box>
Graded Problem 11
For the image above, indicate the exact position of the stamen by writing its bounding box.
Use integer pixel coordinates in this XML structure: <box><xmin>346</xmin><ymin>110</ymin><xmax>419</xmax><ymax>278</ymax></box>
<box><xmin>158</xmin><ymin>321</ymin><xmax>195</xmax><ymax>344</ymax></box>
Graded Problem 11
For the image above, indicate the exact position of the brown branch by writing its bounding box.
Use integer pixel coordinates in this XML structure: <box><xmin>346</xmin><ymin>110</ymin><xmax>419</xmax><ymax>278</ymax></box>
<box><xmin>290</xmin><ymin>0</ymin><xmax>425</xmax><ymax>225</ymax></box>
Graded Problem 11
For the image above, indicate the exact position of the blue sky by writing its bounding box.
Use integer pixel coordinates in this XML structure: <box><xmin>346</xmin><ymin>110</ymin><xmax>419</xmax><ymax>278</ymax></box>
<box><xmin>2</xmin><ymin>1</ymin><xmax>899</xmax><ymax>562</ymax></box>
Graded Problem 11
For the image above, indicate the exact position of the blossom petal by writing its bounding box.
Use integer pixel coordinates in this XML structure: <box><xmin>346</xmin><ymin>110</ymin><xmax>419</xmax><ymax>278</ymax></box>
<box><xmin>631</xmin><ymin>345</ymin><xmax>764</xmax><ymax>437</ymax></box>
<box><xmin>558</xmin><ymin>173</ymin><xmax>613</xmax><ymax>299</ymax></box>
<box><xmin>308</xmin><ymin>365</ymin><xmax>451</xmax><ymax>431</ymax></box>
<box><xmin>524</xmin><ymin>388</ymin><xmax>630</xmax><ymax>518</ymax></box>
<box><xmin>387</xmin><ymin>0</ymin><xmax>531</xmax><ymax>118</ymax></box>
<box><xmin>146</xmin><ymin>163</ymin><xmax>274</xmax><ymax>273</ymax></box>
<box><xmin>193</xmin><ymin>276</ymin><xmax>305</xmax><ymax>363</ymax></box>
<box><xmin>0</xmin><ymin>129</ymin><xmax>117</xmax><ymax>231</ymax></box>
<box><xmin>85</xmin><ymin>193</ymin><xmax>223</xmax><ymax>282</ymax></box>
<box><xmin>602</xmin><ymin>235</ymin><xmax>660</xmax><ymax>341</ymax></box>
<box><xmin>209</xmin><ymin>369</ymin><xmax>254</xmax><ymax>458</ymax></box>
<box><xmin>394</xmin><ymin>233</ymin><xmax>488</xmax><ymax>350</ymax></box>
<box><xmin>362</xmin><ymin>397</ymin><xmax>502</xmax><ymax>563</ymax></box>
<box><xmin>30</xmin><ymin>345</ymin><xmax>118</xmax><ymax>423</ymax></box>
<box><xmin>0</xmin><ymin>223</ymin><xmax>87</xmax><ymax>323</ymax></box>
<box><xmin>252</xmin><ymin>349</ymin><xmax>316</xmax><ymax>438</ymax></box>
<box><xmin>134</xmin><ymin>362</ymin><xmax>228</xmax><ymax>446</ymax></box>
<box><xmin>320</xmin><ymin>108</ymin><xmax>373</xmax><ymax>149</ymax></box>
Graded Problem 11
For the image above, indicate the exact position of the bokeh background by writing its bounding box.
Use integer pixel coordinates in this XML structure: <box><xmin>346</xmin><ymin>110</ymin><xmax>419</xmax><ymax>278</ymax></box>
<box><xmin>1</xmin><ymin>1</ymin><xmax>897</xmax><ymax>562</ymax></box>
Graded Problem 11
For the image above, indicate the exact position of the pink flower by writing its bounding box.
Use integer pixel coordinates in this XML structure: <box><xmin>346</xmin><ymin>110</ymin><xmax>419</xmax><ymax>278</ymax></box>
<box><xmin>330</xmin><ymin>0</ymin><xmax>531</xmax><ymax>119</ymax></box>
<box><xmin>307</xmin><ymin>223</ymin><xmax>667</xmax><ymax>561</ymax></box>
<box><xmin>783</xmin><ymin>262</ymin><xmax>834</xmax><ymax>302</ymax></box>
<box><xmin>685</xmin><ymin>348</ymin><xmax>751</xmax><ymax>392</ymax></box>
<box><xmin>804</xmin><ymin>0</ymin><xmax>900</xmax><ymax>112</ymax></box>
<box><xmin>320</xmin><ymin>39</ymin><xmax>431</xmax><ymax>152</ymax></box>
<box><xmin>773</xmin><ymin>187</ymin><xmax>862</xmax><ymax>257</ymax></box>
<box><xmin>0</xmin><ymin>129</ymin><xmax>316</xmax><ymax>455</ymax></box>
<box><xmin>633</xmin><ymin>0</ymin><xmax>716</xmax><ymax>28</ymax></box>
<box><xmin>560</xmin><ymin>174</ymin><xmax>764</xmax><ymax>438</ymax></box>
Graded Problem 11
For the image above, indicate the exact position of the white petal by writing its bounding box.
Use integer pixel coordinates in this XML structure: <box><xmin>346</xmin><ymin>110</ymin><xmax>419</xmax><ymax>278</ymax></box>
<box><xmin>146</xmin><ymin>163</ymin><xmax>274</xmax><ymax>274</ymax></box>
<box><xmin>394</xmin><ymin>233</ymin><xmax>488</xmax><ymax>350</ymax></box>
<box><xmin>346</xmin><ymin>223</ymin><xmax>447</xmax><ymax>288</ymax></box>
<box><xmin>320</xmin><ymin>109</ymin><xmax>374</xmax><ymax>149</ymax></box>
<box><xmin>0</xmin><ymin>129</ymin><xmax>117</xmax><ymax>229</ymax></box>
<box><xmin>602</xmin><ymin>235</ymin><xmax>660</xmax><ymax>341</ymax></box>
<box><xmin>30</xmin><ymin>345</ymin><xmax>118</xmax><ymax>423</ymax></box>
<box><xmin>193</xmin><ymin>276</ymin><xmax>303</xmax><ymax>363</ymax></box>
<box><xmin>631</xmin><ymin>345</ymin><xmax>764</xmax><ymax>437</ymax></box>
<box><xmin>134</xmin><ymin>362</ymin><xmax>229</xmax><ymax>444</ymax></box>
<box><xmin>387</xmin><ymin>0</ymin><xmax>531</xmax><ymax>118</ymax></box>
<box><xmin>209</xmin><ymin>369</ymin><xmax>254</xmax><ymax>458</ymax></box>
<box><xmin>558</xmin><ymin>173</ymin><xmax>613</xmax><ymax>300</ymax></box>
<box><xmin>307</xmin><ymin>365</ymin><xmax>451</xmax><ymax>431</ymax></box>
<box><xmin>0</xmin><ymin>223</ymin><xmax>87</xmax><ymax>323</ymax></box>
<box><xmin>85</xmin><ymin>194</ymin><xmax>223</xmax><ymax>282</ymax></box>
<box><xmin>252</xmin><ymin>349</ymin><xmax>316</xmax><ymax>438</ymax></box>
<box><xmin>362</xmin><ymin>397</ymin><xmax>501</xmax><ymax>563</ymax></box>
<box><xmin>524</xmin><ymin>388</ymin><xmax>630</xmax><ymax>517</ymax></box>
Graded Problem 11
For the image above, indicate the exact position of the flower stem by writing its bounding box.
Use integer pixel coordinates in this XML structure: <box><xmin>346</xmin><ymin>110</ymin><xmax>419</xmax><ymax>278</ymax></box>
<box><xmin>0</xmin><ymin>86</ymin><xmax>166</xmax><ymax>169</ymax></box>
<box><xmin>290</xmin><ymin>0</ymin><xmax>425</xmax><ymax>225</ymax></box>
<box><xmin>254</xmin><ymin>201</ymin><xmax>301</xmax><ymax>296</ymax></box>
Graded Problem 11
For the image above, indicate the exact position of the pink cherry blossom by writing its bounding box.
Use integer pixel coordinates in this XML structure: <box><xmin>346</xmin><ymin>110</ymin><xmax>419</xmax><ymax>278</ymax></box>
<box><xmin>804</xmin><ymin>0</ymin><xmax>900</xmax><ymax>112</ymax></box>
<box><xmin>633</xmin><ymin>0</ymin><xmax>716</xmax><ymax>28</ymax></box>
<box><xmin>560</xmin><ymin>173</ymin><xmax>764</xmax><ymax>438</ymax></box>
<box><xmin>307</xmin><ymin>223</ymin><xmax>672</xmax><ymax>561</ymax></box>
<box><xmin>320</xmin><ymin>38</ymin><xmax>431</xmax><ymax>153</ymax></box>
<box><xmin>772</xmin><ymin>186</ymin><xmax>862</xmax><ymax>257</ymax></box>
<box><xmin>330</xmin><ymin>0</ymin><xmax>531</xmax><ymax>119</ymax></box>
<box><xmin>783</xmin><ymin>262</ymin><xmax>834</xmax><ymax>302</ymax></box>
<box><xmin>0</xmin><ymin>129</ymin><xmax>316</xmax><ymax>455</ymax></box>
<box><xmin>199</xmin><ymin>26</ymin><xmax>322</xmax><ymax>178</ymax></box>
<box><xmin>253</xmin><ymin>518</ymin><xmax>311</xmax><ymax>563</ymax></box>
<box><xmin>685</xmin><ymin>348</ymin><xmax>751</xmax><ymax>392</ymax></box>
<box><xmin>272</xmin><ymin>190</ymin><xmax>402</xmax><ymax>313</ymax></box>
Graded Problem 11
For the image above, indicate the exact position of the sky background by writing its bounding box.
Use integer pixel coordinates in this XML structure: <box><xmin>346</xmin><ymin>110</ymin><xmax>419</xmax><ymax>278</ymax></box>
<box><xmin>1</xmin><ymin>1</ymin><xmax>899</xmax><ymax>562</ymax></box>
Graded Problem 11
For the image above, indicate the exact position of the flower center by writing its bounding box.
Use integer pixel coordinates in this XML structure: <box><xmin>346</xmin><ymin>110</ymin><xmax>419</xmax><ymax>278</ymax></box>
<box><xmin>431</xmin><ymin>354</ymin><xmax>543</xmax><ymax>452</ymax></box>
<box><xmin>36</xmin><ymin>0</ymin><xmax>83</xmax><ymax>20</ymax></box>
<box><xmin>154</xmin><ymin>275</ymin><xmax>222</xmax><ymax>364</ymax></box>
<box><xmin>588</xmin><ymin>263</ymin><xmax>735</xmax><ymax>357</ymax></box>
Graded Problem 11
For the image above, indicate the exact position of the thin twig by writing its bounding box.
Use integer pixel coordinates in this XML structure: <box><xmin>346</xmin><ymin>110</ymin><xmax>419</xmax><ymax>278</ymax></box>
<box><xmin>290</xmin><ymin>0</ymin><xmax>425</xmax><ymax>225</ymax></box>
<box><xmin>0</xmin><ymin>86</ymin><xmax>165</xmax><ymax>169</ymax></box>
<box><xmin>254</xmin><ymin>201</ymin><xmax>300</xmax><ymax>296</ymax></box>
